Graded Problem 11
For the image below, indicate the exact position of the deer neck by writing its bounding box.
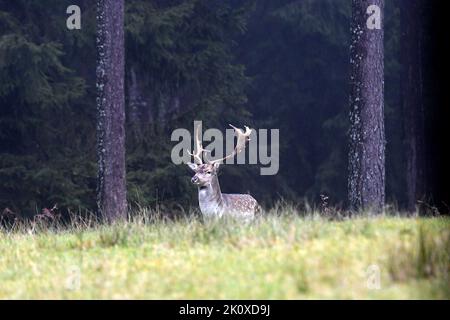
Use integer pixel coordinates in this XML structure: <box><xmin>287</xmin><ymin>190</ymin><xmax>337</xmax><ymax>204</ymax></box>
<box><xmin>198</xmin><ymin>175</ymin><xmax>224</xmax><ymax>216</ymax></box>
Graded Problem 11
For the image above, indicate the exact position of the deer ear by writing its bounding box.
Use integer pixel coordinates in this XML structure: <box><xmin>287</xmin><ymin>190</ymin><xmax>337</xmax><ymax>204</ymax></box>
<box><xmin>187</xmin><ymin>162</ymin><xmax>198</xmax><ymax>172</ymax></box>
<box><xmin>213</xmin><ymin>162</ymin><xmax>221</xmax><ymax>171</ymax></box>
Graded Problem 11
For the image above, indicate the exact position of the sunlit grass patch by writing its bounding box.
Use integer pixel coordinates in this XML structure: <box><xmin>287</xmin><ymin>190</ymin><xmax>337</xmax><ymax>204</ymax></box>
<box><xmin>0</xmin><ymin>211</ymin><xmax>448</xmax><ymax>299</ymax></box>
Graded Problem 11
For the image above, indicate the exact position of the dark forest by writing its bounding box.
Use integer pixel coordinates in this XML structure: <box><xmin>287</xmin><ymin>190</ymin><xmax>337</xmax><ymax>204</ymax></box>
<box><xmin>0</xmin><ymin>0</ymin><xmax>448</xmax><ymax>217</ymax></box>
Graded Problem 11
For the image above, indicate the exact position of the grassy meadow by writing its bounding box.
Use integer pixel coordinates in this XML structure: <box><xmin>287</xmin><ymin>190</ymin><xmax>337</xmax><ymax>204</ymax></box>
<box><xmin>0</xmin><ymin>207</ymin><xmax>449</xmax><ymax>299</ymax></box>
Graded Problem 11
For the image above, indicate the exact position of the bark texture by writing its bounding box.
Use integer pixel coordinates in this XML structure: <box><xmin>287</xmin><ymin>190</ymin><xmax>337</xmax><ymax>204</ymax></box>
<box><xmin>96</xmin><ymin>0</ymin><xmax>127</xmax><ymax>221</ymax></box>
<box><xmin>349</xmin><ymin>0</ymin><xmax>385</xmax><ymax>212</ymax></box>
<box><xmin>401</xmin><ymin>0</ymin><xmax>426</xmax><ymax>212</ymax></box>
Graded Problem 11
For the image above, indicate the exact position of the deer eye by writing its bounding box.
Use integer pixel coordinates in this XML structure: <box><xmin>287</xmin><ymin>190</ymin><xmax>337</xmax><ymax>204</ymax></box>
<box><xmin>206</xmin><ymin>171</ymin><xmax>212</xmax><ymax>174</ymax></box>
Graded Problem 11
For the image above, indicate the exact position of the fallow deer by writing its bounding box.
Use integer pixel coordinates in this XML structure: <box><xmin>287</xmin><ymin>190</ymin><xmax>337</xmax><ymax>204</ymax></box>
<box><xmin>187</xmin><ymin>124</ymin><xmax>261</xmax><ymax>221</ymax></box>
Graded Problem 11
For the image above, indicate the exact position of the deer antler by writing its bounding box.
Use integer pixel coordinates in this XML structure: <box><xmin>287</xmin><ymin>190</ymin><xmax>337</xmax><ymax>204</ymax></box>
<box><xmin>187</xmin><ymin>124</ymin><xmax>209</xmax><ymax>164</ymax></box>
<box><xmin>209</xmin><ymin>124</ymin><xmax>252</xmax><ymax>165</ymax></box>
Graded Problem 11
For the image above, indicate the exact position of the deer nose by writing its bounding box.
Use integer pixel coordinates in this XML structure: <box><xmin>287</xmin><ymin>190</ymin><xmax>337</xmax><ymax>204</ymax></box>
<box><xmin>191</xmin><ymin>176</ymin><xmax>199</xmax><ymax>184</ymax></box>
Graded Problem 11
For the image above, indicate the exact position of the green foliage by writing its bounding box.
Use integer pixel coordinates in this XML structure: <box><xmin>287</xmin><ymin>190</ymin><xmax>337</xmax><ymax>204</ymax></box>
<box><xmin>0</xmin><ymin>1</ymin><xmax>93</xmax><ymax>213</ymax></box>
<box><xmin>125</xmin><ymin>0</ymin><xmax>249</xmax><ymax>107</ymax></box>
<box><xmin>237</xmin><ymin>0</ymin><xmax>351</xmax><ymax>203</ymax></box>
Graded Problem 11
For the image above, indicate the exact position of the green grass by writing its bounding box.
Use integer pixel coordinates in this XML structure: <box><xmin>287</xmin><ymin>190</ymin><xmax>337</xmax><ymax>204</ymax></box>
<box><xmin>0</xmin><ymin>210</ymin><xmax>449</xmax><ymax>299</ymax></box>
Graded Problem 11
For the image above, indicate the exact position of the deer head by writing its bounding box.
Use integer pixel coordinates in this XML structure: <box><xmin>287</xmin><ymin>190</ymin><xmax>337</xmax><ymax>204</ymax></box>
<box><xmin>187</xmin><ymin>124</ymin><xmax>252</xmax><ymax>187</ymax></box>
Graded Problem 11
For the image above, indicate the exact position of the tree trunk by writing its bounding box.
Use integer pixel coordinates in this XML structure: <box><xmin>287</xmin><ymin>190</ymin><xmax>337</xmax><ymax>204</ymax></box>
<box><xmin>348</xmin><ymin>0</ymin><xmax>385</xmax><ymax>212</ymax></box>
<box><xmin>401</xmin><ymin>0</ymin><xmax>426</xmax><ymax>213</ymax></box>
<box><xmin>96</xmin><ymin>0</ymin><xmax>127</xmax><ymax>221</ymax></box>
